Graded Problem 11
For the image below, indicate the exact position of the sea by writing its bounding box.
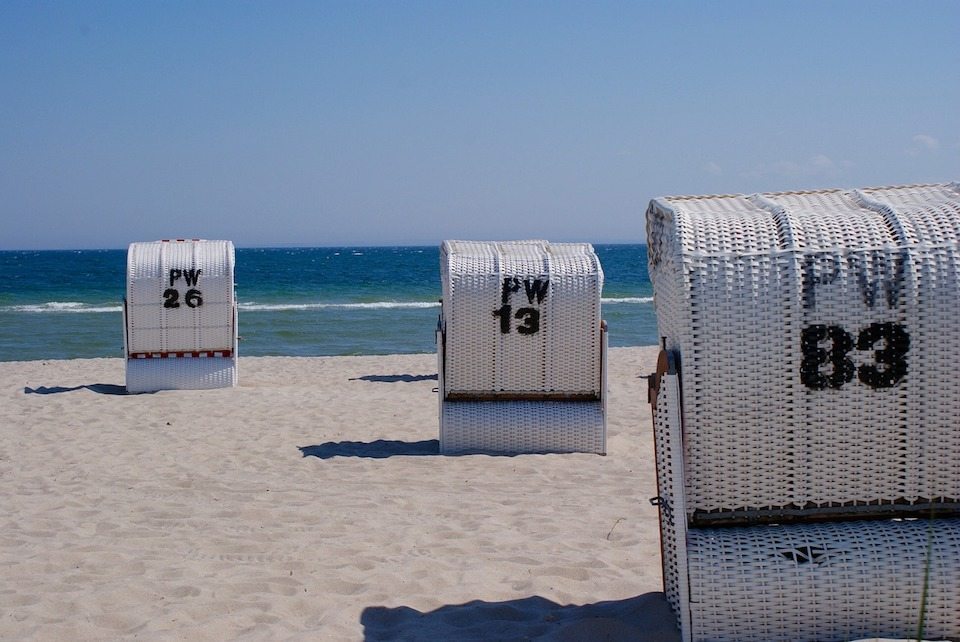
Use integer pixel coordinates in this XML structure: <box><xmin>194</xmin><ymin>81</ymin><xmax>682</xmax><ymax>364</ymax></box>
<box><xmin>0</xmin><ymin>245</ymin><xmax>656</xmax><ymax>362</ymax></box>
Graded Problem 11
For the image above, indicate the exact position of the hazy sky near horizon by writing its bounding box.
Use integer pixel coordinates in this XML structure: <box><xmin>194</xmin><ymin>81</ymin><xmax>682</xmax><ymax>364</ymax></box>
<box><xmin>2</xmin><ymin>1</ymin><xmax>958</xmax><ymax>250</ymax></box>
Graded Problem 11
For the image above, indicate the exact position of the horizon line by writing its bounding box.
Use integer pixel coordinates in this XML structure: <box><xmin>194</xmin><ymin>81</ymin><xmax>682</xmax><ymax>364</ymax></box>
<box><xmin>0</xmin><ymin>240</ymin><xmax>649</xmax><ymax>252</ymax></box>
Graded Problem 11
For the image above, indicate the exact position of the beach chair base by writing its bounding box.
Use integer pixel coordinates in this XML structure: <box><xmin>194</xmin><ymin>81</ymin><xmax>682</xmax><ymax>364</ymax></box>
<box><xmin>125</xmin><ymin>356</ymin><xmax>237</xmax><ymax>394</ymax></box>
<box><xmin>679</xmin><ymin>518</ymin><xmax>960</xmax><ymax>642</ymax></box>
<box><xmin>440</xmin><ymin>399</ymin><xmax>605</xmax><ymax>455</ymax></box>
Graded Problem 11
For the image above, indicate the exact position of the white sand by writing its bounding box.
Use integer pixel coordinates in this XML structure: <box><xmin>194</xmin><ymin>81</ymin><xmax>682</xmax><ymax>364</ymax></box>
<box><xmin>1</xmin><ymin>346</ymin><xmax>682</xmax><ymax>641</ymax></box>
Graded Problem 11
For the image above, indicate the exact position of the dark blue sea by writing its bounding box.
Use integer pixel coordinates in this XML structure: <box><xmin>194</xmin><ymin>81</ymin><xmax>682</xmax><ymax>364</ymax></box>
<box><xmin>0</xmin><ymin>245</ymin><xmax>655</xmax><ymax>362</ymax></box>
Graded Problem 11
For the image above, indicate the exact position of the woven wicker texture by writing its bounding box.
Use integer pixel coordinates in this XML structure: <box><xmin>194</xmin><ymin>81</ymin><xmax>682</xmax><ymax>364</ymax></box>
<box><xmin>126</xmin><ymin>356</ymin><xmax>237</xmax><ymax>393</ymax></box>
<box><xmin>686</xmin><ymin>518</ymin><xmax>960</xmax><ymax>642</ymax></box>
<box><xmin>646</xmin><ymin>183</ymin><xmax>960</xmax><ymax>516</ymax></box>
<box><xmin>440</xmin><ymin>240</ymin><xmax>603</xmax><ymax>396</ymax></box>
<box><xmin>440</xmin><ymin>399</ymin><xmax>605</xmax><ymax>455</ymax></box>
<box><xmin>125</xmin><ymin>239</ymin><xmax>237</xmax><ymax>392</ymax></box>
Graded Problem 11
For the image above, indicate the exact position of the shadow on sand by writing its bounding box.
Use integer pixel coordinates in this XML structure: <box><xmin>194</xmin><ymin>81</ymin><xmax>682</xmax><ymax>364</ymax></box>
<box><xmin>298</xmin><ymin>440</ymin><xmax>555</xmax><ymax>459</ymax></box>
<box><xmin>299</xmin><ymin>439</ymin><xmax>441</xmax><ymax>459</ymax></box>
<box><xmin>361</xmin><ymin>593</ymin><xmax>680</xmax><ymax>642</ymax></box>
<box><xmin>349</xmin><ymin>374</ymin><xmax>438</xmax><ymax>383</ymax></box>
<box><xmin>24</xmin><ymin>383</ymin><xmax>131</xmax><ymax>395</ymax></box>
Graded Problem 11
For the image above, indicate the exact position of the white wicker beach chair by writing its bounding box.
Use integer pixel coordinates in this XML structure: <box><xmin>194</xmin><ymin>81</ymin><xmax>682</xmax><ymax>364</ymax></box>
<box><xmin>646</xmin><ymin>183</ymin><xmax>960</xmax><ymax>641</ymax></box>
<box><xmin>438</xmin><ymin>240</ymin><xmax>607</xmax><ymax>454</ymax></box>
<box><xmin>124</xmin><ymin>239</ymin><xmax>237</xmax><ymax>393</ymax></box>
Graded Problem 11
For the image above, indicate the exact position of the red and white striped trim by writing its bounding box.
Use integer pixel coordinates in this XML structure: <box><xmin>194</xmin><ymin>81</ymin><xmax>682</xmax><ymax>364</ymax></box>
<box><xmin>129</xmin><ymin>350</ymin><xmax>233</xmax><ymax>359</ymax></box>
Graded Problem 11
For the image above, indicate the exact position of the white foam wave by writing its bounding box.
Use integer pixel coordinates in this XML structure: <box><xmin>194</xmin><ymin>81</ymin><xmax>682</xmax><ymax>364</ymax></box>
<box><xmin>4</xmin><ymin>297</ymin><xmax>646</xmax><ymax>314</ymax></box>
<box><xmin>240</xmin><ymin>301</ymin><xmax>440</xmax><ymax>311</ymax></box>
<box><xmin>602</xmin><ymin>297</ymin><xmax>653</xmax><ymax>304</ymax></box>
<box><xmin>3</xmin><ymin>301</ymin><xmax>123</xmax><ymax>313</ymax></box>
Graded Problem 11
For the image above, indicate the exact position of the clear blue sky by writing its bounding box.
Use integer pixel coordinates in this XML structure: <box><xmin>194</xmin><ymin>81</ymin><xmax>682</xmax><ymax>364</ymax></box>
<box><xmin>1</xmin><ymin>1</ymin><xmax>957</xmax><ymax>249</ymax></box>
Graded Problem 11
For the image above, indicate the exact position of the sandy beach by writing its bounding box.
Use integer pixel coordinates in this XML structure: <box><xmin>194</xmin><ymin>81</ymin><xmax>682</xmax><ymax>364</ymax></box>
<box><xmin>1</xmin><ymin>346</ymin><xmax>683</xmax><ymax>640</ymax></box>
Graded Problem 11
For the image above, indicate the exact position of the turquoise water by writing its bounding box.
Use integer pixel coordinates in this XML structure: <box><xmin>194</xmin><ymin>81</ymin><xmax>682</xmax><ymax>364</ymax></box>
<box><xmin>0</xmin><ymin>245</ymin><xmax>655</xmax><ymax>361</ymax></box>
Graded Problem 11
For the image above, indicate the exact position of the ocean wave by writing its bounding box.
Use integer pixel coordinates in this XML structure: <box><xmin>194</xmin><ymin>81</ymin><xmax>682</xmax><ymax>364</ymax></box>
<box><xmin>241</xmin><ymin>298</ymin><xmax>649</xmax><ymax>311</ymax></box>
<box><xmin>3</xmin><ymin>297</ymin><xmax>648</xmax><ymax>315</ymax></box>
<box><xmin>239</xmin><ymin>301</ymin><xmax>441</xmax><ymax>311</ymax></box>
<box><xmin>2</xmin><ymin>301</ymin><xmax>123</xmax><ymax>314</ymax></box>
<box><xmin>602</xmin><ymin>297</ymin><xmax>653</xmax><ymax>304</ymax></box>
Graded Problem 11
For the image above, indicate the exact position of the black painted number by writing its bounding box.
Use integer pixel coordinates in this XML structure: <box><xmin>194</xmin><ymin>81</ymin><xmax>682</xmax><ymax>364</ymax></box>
<box><xmin>162</xmin><ymin>288</ymin><xmax>203</xmax><ymax>309</ymax></box>
<box><xmin>515</xmin><ymin>307</ymin><xmax>540</xmax><ymax>335</ymax></box>
<box><xmin>163</xmin><ymin>288</ymin><xmax>180</xmax><ymax>309</ymax></box>
<box><xmin>801</xmin><ymin>322</ymin><xmax>909</xmax><ymax>390</ymax></box>
<box><xmin>493</xmin><ymin>305</ymin><xmax>541</xmax><ymax>335</ymax></box>
<box><xmin>495</xmin><ymin>277</ymin><xmax>547</xmax><ymax>335</ymax></box>
<box><xmin>856</xmin><ymin>322</ymin><xmax>909</xmax><ymax>388</ymax></box>
<box><xmin>800</xmin><ymin>325</ymin><xmax>855</xmax><ymax>389</ymax></box>
<box><xmin>184</xmin><ymin>289</ymin><xmax>203</xmax><ymax>308</ymax></box>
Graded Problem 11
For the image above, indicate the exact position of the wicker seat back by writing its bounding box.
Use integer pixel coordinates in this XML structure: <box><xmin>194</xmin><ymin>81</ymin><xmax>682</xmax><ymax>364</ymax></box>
<box><xmin>440</xmin><ymin>240</ymin><xmax>603</xmax><ymax>398</ymax></box>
